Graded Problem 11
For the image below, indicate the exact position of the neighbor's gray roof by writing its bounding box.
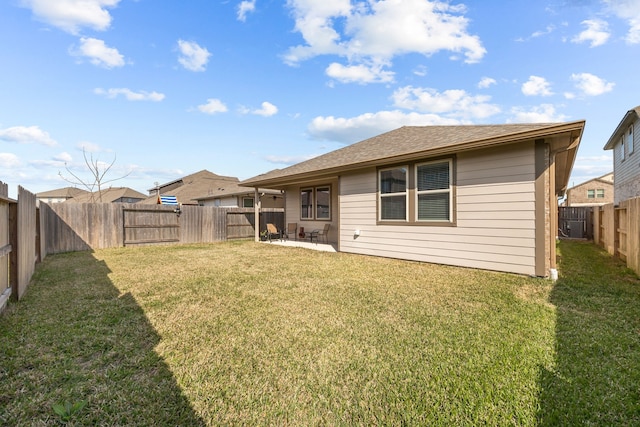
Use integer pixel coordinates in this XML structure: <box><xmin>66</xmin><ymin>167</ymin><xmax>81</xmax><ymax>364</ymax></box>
<box><xmin>36</xmin><ymin>187</ymin><xmax>89</xmax><ymax>198</ymax></box>
<box><xmin>242</xmin><ymin>122</ymin><xmax>585</xmax><ymax>187</ymax></box>
<box><xmin>140</xmin><ymin>170</ymin><xmax>241</xmax><ymax>205</ymax></box>
<box><xmin>603</xmin><ymin>106</ymin><xmax>640</xmax><ymax>150</ymax></box>
<box><xmin>67</xmin><ymin>187</ymin><xmax>147</xmax><ymax>203</ymax></box>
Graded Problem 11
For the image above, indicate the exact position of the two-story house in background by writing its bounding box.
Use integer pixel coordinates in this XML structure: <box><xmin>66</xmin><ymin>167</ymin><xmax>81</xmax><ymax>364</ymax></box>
<box><xmin>564</xmin><ymin>172</ymin><xmax>614</xmax><ymax>206</ymax></box>
<box><xmin>604</xmin><ymin>106</ymin><xmax>640</xmax><ymax>205</ymax></box>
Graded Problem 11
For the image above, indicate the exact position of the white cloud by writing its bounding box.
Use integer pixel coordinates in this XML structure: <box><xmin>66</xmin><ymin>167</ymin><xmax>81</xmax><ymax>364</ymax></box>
<box><xmin>570</xmin><ymin>72</ymin><xmax>615</xmax><ymax>96</ymax></box>
<box><xmin>516</xmin><ymin>24</ymin><xmax>556</xmax><ymax>42</ymax></box>
<box><xmin>284</xmin><ymin>0</ymin><xmax>485</xmax><ymax>68</ymax></box>
<box><xmin>604</xmin><ymin>0</ymin><xmax>640</xmax><ymax>44</ymax></box>
<box><xmin>94</xmin><ymin>88</ymin><xmax>165</xmax><ymax>101</ymax></box>
<box><xmin>237</xmin><ymin>0</ymin><xmax>256</xmax><ymax>22</ymax></box>
<box><xmin>572</xmin><ymin>19</ymin><xmax>610</xmax><ymax>47</ymax></box>
<box><xmin>239</xmin><ymin>101</ymin><xmax>278</xmax><ymax>117</ymax></box>
<box><xmin>521</xmin><ymin>76</ymin><xmax>553</xmax><ymax>96</ymax></box>
<box><xmin>54</xmin><ymin>152</ymin><xmax>73</xmax><ymax>163</ymax></box>
<box><xmin>77</xmin><ymin>141</ymin><xmax>102</xmax><ymax>153</ymax></box>
<box><xmin>413</xmin><ymin>65</ymin><xmax>428</xmax><ymax>77</ymax></box>
<box><xmin>197</xmin><ymin>98</ymin><xmax>228</xmax><ymax>114</ymax></box>
<box><xmin>0</xmin><ymin>153</ymin><xmax>21</xmax><ymax>168</ymax></box>
<box><xmin>0</xmin><ymin>125</ymin><xmax>57</xmax><ymax>146</ymax></box>
<box><xmin>308</xmin><ymin>110</ymin><xmax>462</xmax><ymax>144</ymax></box>
<box><xmin>477</xmin><ymin>77</ymin><xmax>496</xmax><ymax>89</ymax></box>
<box><xmin>391</xmin><ymin>86</ymin><xmax>500</xmax><ymax>119</ymax></box>
<box><xmin>326</xmin><ymin>62</ymin><xmax>394</xmax><ymax>84</ymax></box>
<box><xmin>71</xmin><ymin>37</ymin><xmax>125</xmax><ymax>68</ymax></box>
<box><xmin>508</xmin><ymin>104</ymin><xmax>568</xmax><ymax>123</ymax></box>
<box><xmin>21</xmin><ymin>0</ymin><xmax>120</xmax><ymax>34</ymax></box>
<box><xmin>177</xmin><ymin>40</ymin><xmax>211</xmax><ymax>72</ymax></box>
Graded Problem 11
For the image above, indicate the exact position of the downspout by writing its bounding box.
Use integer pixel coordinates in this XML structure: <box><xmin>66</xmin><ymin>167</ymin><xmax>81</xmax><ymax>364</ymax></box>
<box><xmin>548</xmin><ymin>152</ymin><xmax>558</xmax><ymax>280</ymax></box>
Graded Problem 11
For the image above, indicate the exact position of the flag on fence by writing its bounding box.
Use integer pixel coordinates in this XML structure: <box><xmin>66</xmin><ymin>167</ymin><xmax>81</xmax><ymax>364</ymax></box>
<box><xmin>159</xmin><ymin>195</ymin><xmax>178</xmax><ymax>205</ymax></box>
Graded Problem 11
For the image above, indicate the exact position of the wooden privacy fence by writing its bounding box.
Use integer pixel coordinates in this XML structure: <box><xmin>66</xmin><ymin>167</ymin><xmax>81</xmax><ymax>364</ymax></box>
<box><xmin>558</xmin><ymin>206</ymin><xmax>593</xmax><ymax>239</ymax></box>
<box><xmin>42</xmin><ymin>203</ymin><xmax>284</xmax><ymax>254</ymax></box>
<box><xmin>593</xmin><ymin>197</ymin><xmax>640</xmax><ymax>276</ymax></box>
<box><xmin>0</xmin><ymin>182</ymin><xmax>41</xmax><ymax>309</ymax></box>
<box><xmin>0</xmin><ymin>182</ymin><xmax>11</xmax><ymax>311</ymax></box>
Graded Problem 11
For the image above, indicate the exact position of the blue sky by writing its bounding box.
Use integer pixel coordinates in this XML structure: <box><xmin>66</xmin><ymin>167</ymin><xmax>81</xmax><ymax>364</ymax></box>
<box><xmin>1</xmin><ymin>0</ymin><xmax>639</xmax><ymax>198</ymax></box>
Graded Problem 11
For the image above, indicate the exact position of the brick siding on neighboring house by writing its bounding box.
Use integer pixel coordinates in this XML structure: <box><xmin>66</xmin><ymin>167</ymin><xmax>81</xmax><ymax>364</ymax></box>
<box><xmin>565</xmin><ymin>173</ymin><xmax>614</xmax><ymax>206</ymax></box>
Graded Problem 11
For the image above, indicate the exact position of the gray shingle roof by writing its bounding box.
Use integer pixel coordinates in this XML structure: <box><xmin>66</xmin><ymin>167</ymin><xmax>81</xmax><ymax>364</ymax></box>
<box><xmin>604</xmin><ymin>106</ymin><xmax>640</xmax><ymax>150</ymax></box>
<box><xmin>242</xmin><ymin>122</ymin><xmax>584</xmax><ymax>186</ymax></box>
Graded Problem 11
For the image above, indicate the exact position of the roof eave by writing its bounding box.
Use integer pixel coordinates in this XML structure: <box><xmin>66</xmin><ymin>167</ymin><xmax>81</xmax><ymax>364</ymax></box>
<box><xmin>604</xmin><ymin>107</ymin><xmax>640</xmax><ymax>150</ymax></box>
<box><xmin>242</xmin><ymin>121</ymin><xmax>586</xmax><ymax>188</ymax></box>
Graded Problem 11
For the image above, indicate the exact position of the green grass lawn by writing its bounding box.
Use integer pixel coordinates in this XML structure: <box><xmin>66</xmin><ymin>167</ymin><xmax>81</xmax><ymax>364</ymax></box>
<box><xmin>0</xmin><ymin>240</ymin><xmax>638</xmax><ymax>425</ymax></box>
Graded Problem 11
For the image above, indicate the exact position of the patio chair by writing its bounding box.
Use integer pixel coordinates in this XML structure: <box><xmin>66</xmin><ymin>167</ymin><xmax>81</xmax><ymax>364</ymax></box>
<box><xmin>266</xmin><ymin>223</ymin><xmax>280</xmax><ymax>241</ymax></box>
<box><xmin>283</xmin><ymin>223</ymin><xmax>297</xmax><ymax>240</ymax></box>
<box><xmin>312</xmin><ymin>223</ymin><xmax>330</xmax><ymax>244</ymax></box>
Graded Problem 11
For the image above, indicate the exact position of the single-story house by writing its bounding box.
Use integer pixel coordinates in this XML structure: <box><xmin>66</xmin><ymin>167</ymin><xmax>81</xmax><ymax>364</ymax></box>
<box><xmin>241</xmin><ymin>121</ymin><xmax>585</xmax><ymax>277</ymax></box>
<box><xmin>140</xmin><ymin>170</ymin><xmax>251</xmax><ymax>206</ymax></box>
<box><xmin>36</xmin><ymin>187</ymin><xmax>89</xmax><ymax>204</ymax></box>
<box><xmin>195</xmin><ymin>183</ymin><xmax>283</xmax><ymax>208</ymax></box>
<box><xmin>65</xmin><ymin>187</ymin><xmax>146</xmax><ymax>203</ymax></box>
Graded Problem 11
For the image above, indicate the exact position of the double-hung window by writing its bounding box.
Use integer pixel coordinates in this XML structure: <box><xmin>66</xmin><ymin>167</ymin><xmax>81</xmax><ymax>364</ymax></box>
<box><xmin>596</xmin><ymin>189</ymin><xmax>605</xmax><ymax>198</ymax></box>
<box><xmin>416</xmin><ymin>160</ymin><xmax>452</xmax><ymax>222</ymax></box>
<box><xmin>628</xmin><ymin>125</ymin><xmax>634</xmax><ymax>155</ymax></box>
<box><xmin>301</xmin><ymin>186</ymin><xmax>331</xmax><ymax>220</ymax></box>
<box><xmin>378</xmin><ymin>158</ymin><xmax>454</xmax><ymax>224</ymax></box>
<box><xmin>587</xmin><ymin>189</ymin><xmax>595</xmax><ymax>199</ymax></box>
<box><xmin>379</xmin><ymin>166</ymin><xmax>408</xmax><ymax>221</ymax></box>
<box><xmin>621</xmin><ymin>135</ymin><xmax>625</xmax><ymax>160</ymax></box>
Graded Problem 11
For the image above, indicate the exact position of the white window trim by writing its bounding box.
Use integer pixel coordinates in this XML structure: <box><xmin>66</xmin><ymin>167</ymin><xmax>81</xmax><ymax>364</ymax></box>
<box><xmin>415</xmin><ymin>159</ymin><xmax>453</xmax><ymax>223</ymax></box>
<box><xmin>242</xmin><ymin>197</ymin><xmax>254</xmax><ymax>208</ymax></box>
<box><xmin>621</xmin><ymin>135</ymin><xmax>625</xmax><ymax>160</ymax></box>
<box><xmin>628</xmin><ymin>125</ymin><xmax>634</xmax><ymax>155</ymax></box>
<box><xmin>378</xmin><ymin>165</ymin><xmax>409</xmax><ymax>222</ymax></box>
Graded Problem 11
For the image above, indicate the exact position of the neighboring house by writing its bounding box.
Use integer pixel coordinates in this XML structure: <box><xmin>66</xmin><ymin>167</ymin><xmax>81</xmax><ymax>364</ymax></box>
<box><xmin>241</xmin><ymin>121</ymin><xmax>585</xmax><ymax>277</ymax></box>
<box><xmin>603</xmin><ymin>105</ymin><xmax>640</xmax><ymax>204</ymax></box>
<box><xmin>67</xmin><ymin>187</ymin><xmax>146</xmax><ymax>203</ymax></box>
<box><xmin>36</xmin><ymin>187</ymin><xmax>89</xmax><ymax>204</ymax></box>
<box><xmin>140</xmin><ymin>170</ymin><xmax>243</xmax><ymax>205</ymax></box>
<box><xmin>195</xmin><ymin>183</ymin><xmax>283</xmax><ymax>208</ymax></box>
<box><xmin>564</xmin><ymin>172</ymin><xmax>614</xmax><ymax>206</ymax></box>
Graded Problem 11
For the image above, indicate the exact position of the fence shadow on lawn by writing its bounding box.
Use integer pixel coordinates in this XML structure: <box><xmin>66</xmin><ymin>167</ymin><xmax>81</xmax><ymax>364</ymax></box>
<box><xmin>0</xmin><ymin>250</ymin><xmax>206</xmax><ymax>426</ymax></box>
<box><xmin>537</xmin><ymin>240</ymin><xmax>640</xmax><ymax>425</ymax></box>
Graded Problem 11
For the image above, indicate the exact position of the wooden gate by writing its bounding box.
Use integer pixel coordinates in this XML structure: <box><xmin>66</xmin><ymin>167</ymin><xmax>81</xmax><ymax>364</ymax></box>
<box><xmin>558</xmin><ymin>206</ymin><xmax>593</xmax><ymax>239</ymax></box>
<box><xmin>123</xmin><ymin>208</ymin><xmax>180</xmax><ymax>246</ymax></box>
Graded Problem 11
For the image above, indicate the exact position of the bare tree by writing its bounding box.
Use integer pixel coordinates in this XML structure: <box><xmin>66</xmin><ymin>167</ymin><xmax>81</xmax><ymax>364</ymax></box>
<box><xmin>59</xmin><ymin>148</ymin><xmax>131</xmax><ymax>202</ymax></box>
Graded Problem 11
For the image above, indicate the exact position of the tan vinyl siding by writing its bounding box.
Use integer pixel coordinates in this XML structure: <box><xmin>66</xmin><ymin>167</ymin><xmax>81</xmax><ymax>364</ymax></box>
<box><xmin>283</xmin><ymin>178</ymin><xmax>339</xmax><ymax>242</ymax></box>
<box><xmin>339</xmin><ymin>142</ymin><xmax>538</xmax><ymax>275</ymax></box>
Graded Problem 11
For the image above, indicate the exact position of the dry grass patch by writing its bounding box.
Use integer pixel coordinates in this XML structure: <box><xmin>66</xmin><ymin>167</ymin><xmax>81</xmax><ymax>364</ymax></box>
<box><xmin>1</xmin><ymin>240</ymin><xmax>637</xmax><ymax>425</ymax></box>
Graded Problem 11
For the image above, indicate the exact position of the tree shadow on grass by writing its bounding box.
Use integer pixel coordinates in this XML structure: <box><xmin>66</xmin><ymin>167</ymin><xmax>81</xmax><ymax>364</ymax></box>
<box><xmin>0</xmin><ymin>250</ymin><xmax>206</xmax><ymax>426</ymax></box>
<box><xmin>537</xmin><ymin>240</ymin><xmax>640</xmax><ymax>425</ymax></box>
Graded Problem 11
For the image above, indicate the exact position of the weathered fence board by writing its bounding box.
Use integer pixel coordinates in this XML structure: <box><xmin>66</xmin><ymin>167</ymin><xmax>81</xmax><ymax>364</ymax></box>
<box><xmin>0</xmin><ymin>181</ymin><xmax>12</xmax><ymax>311</ymax></box>
<box><xmin>10</xmin><ymin>187</ymin><xmax>37</xmax><ymax>300</ymax></box>
<box><xmin>123</xmin><ymin>208</ymin><xmax>180</xmax><ymax>246</ymax></box>
<box><xmin>42</xmin><ymin>203</ymin><xmax>284</xmax><ymax>253</ymax></box>
<box><xmin>594</xmin><ymin>197</ymin><xmax>640</xmax><ymax>276</ymax></box>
